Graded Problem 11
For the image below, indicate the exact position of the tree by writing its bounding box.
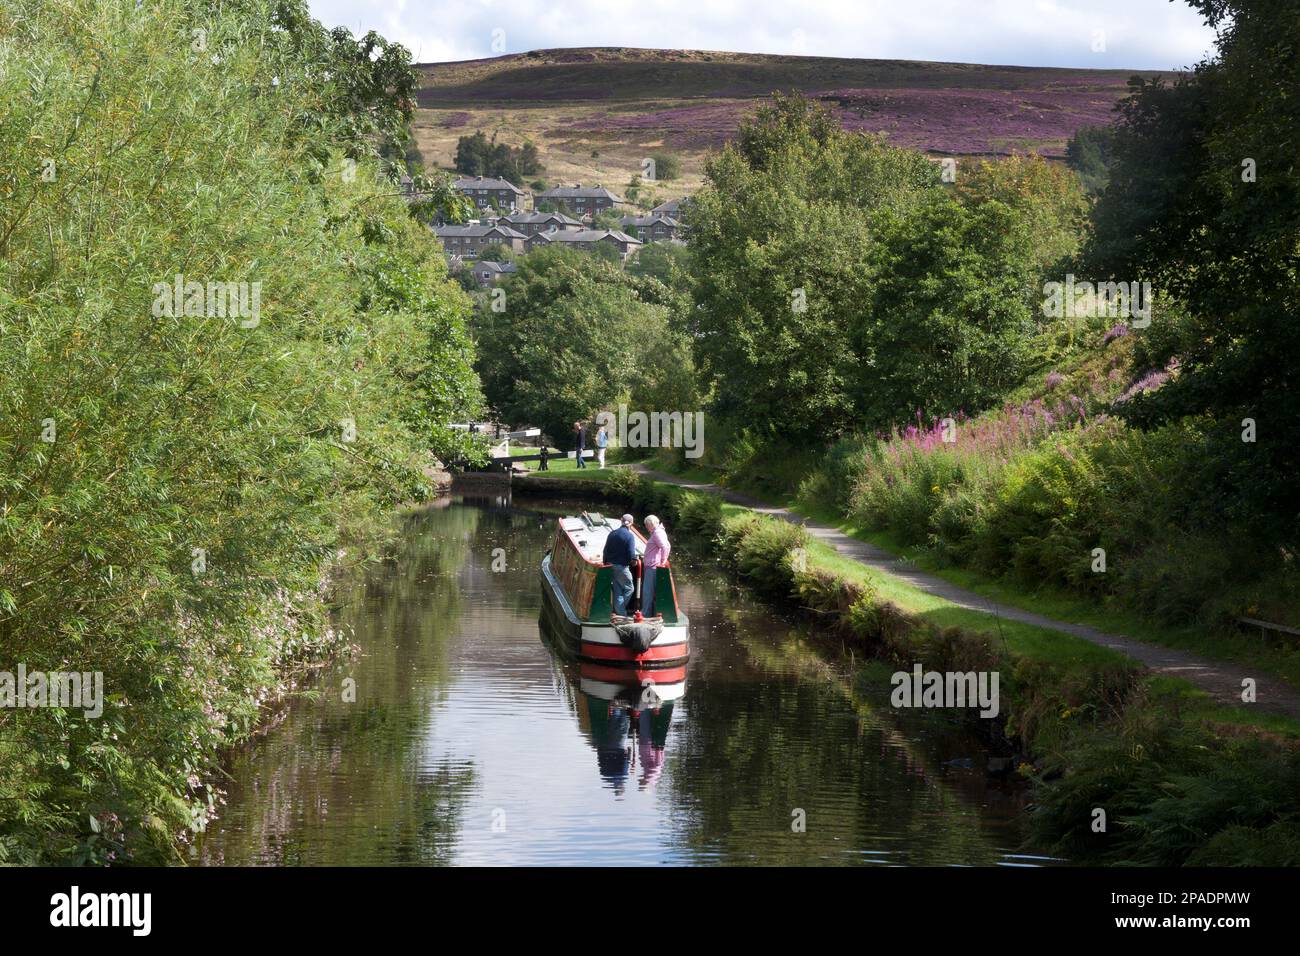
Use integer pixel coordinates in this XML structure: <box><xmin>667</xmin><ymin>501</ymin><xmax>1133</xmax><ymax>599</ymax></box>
<box><xmin>689</xmin><ymin>95</ymin><xmax>1087</xmax><ymax>440</ymax></box>
<box><xmin>627</xmin><ymin>242</ymin><xmax>692</xmax><ymax>291</ymax></box>
<box><xmin>1084</xmin><ymin>0</ymin><xmax>1300</xmax><ymax>538</ymax></box>
<box><xmin>0</xmin><ymin>0</ymin><xmax>485</xmax><ymax>862</ymax></box>
<box><xmin>648</xmin><ymin>152</ymin><xmax>681</xmax><ymax>181</ymax></box>
<box><xmin>453</xmin><ymin>131</ymin><xmax>543</xmax><ymax>183</ymax></box>
<box><xmin>473</xmin><ymin>249</ymin><xmax>691</xmax><ymax>447</ymax></box>
<box><xmin>688</xmin><ymin>96</ymin><xmax>939</xmax><ymax>437</ymax></box>
<box><xmin>454</xmin><ymin>131</ymin><xmax>492</xmax><ymax>175</ymax></box>
<box><xmin>1065</xmin><ymin>125</ymin><xmax>1116</xmax><ymax>194</ymax></box>
<box><xmin>735</xmin><ymin>93</ymin><xmax>841</xmax><ymax>172</ymax></box>
<box><xmin>857</xmin><ymin>191</ymin><xmax>1044</xmax><ymax>424</ymax></box>
<box><xmin>592</xmin><ymin>208</ymin><xmax>626</xmax><ymax>231</ymax></box>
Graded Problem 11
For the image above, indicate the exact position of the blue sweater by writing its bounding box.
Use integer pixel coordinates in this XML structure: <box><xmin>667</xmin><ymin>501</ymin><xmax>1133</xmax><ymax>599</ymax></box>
<box><xmin>602</xmin><ymin>526</ymin><xmax>637</xmax><ymax>567</ymax></box>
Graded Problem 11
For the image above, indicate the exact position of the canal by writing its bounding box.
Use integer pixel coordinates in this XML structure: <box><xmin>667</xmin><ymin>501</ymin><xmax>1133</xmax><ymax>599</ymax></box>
<box><xmin>196</xmin><ymin>494</ymin><xmax>1048</xmax><ymax>866</ymax></box>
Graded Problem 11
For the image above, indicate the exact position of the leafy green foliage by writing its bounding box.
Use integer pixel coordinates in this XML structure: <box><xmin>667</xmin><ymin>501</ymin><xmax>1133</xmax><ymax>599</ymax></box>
<box><xmin>591</xmin><ymin>208</ymin><xmax>626</xmax><ymax>231</ymax></box>
<box><xmin>688</xmin><ymin>94</ymin><xmax>1084</xmax><ymax>440</ymax></box>
<box><xmin>717</xmin><ymin>513</ymin><xmax>809</xmax><ymax>601</ymax></box>
<box><xmin>1064</xmin><ymin>125</ymin><xmax>1116</xmax><ymax>193</ymax></box>
<box><xmin>453</xmin><ymin>131</ymin><xmax>543</xmax><ymax>183</ymax></box>
<box><xmin>647</xmin><ymin>151</ymin><xmax>681</xmax><ymax>181</ymax></box>
<box><xmin>673</xmin><ymin>491</ymin><xmax>724</xmax><ymax>540</ymax></box>
<box><xmin>472</xmin><ymin>248</ymin><xmax>697</xmax><ymax>448</ymax></box>
<box><xmin>627</xmin><ymin>241</ymin><xmax>692</xmax><ymax>290</ymax></box>
<box><xmin>0</xmin><ymin>0</ymin><xmax>481</xmax><ymax>863</ymax></box>
<box><xmin>1085</xmin><ymin>0</ymin><xmax>1300</xmax><ymax>544</ymax></box>
<box><xmin>1029</xmin><ymin>710</ymin><xmax>1300</xmax><ymax>866</ymax></box>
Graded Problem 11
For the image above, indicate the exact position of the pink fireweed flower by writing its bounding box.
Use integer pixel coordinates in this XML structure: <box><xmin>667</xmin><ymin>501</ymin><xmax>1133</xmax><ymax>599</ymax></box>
<box><xmin>1103</xmin><ymin>323</ymin><xmax>1131</xmax><ymax>345</ymax></box>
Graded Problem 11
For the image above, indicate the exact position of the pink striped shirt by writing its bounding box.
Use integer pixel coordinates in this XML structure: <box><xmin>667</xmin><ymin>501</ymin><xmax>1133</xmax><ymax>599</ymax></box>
<box><xmin>644</xmin><ymin>525</ymin><xmax>671</xmax><ymax>568</ymax></box>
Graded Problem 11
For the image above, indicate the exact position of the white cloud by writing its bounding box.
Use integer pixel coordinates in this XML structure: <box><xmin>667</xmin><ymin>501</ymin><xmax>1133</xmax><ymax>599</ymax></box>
<box><xmin>306</xmin><ymin>0</ymin><xmax>1217</xmax><ymax>70</ymax></box>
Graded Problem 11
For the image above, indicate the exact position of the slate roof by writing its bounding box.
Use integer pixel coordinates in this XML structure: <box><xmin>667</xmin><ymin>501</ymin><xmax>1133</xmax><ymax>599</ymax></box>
<box><xmin>433</xmin><ymin>224</ymin><xmax>527</xmax><ymax>239</ymax></box>
<box><xmin>537</xmin><ymin>184</ymin><xmax>626</xmax><ymax>202</ymax></box>
<box><xmin>529</xmin><ymin>228</ymin><xmax>641</xmax><ymax>244</ymax></box>
<box><xmin>452</xmin><ymin>175</ymin><xmax>525</xmax><ymax>195</ymax></box>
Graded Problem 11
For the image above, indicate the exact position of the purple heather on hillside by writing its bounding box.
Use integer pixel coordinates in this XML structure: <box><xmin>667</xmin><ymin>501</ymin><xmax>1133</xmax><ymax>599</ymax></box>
<box><xmin>824</xmin><ymin>84</ymin><xmax>1126</xmax><ymax>156</ymax></box>
<box><xmin>558</xmin><ymin>78</ymin><xmax>1130</xmax><ymax>157</ymax></box>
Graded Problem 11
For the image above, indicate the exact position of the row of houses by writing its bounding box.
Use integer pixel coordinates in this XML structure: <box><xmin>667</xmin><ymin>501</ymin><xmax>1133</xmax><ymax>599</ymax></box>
<box><xmin>426</xmin><ymin>177</ymin><xmax>693</xmax><ymax>285</ymax></box>
<box><xmin>446</xmin><ymin>175</ymin><xmax>689</xmax><ymax>223</ymax></box>
<box><xmin>448</xmin><ymin>176</ymin><xmax>630</xmax><ymax>217</ymax></box>
<box><xmin>434</xmin><ymin>204</ymin><xmax>685</xmax><ymax>255</ymax></box>
<box><xmin>434</xmin><ymin>222</ymin><xmax>646</xmax><ymax>263</ymax></box>
<box><xmin>489</xmin><ymin>209</ymin><xmax>685</xmax><ymax>242</ymax></box>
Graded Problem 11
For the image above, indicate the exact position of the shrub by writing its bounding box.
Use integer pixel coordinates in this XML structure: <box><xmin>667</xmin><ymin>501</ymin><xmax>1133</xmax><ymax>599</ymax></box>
<box><xmin>648</xmin><ymin>152</ymin><xmax>681</xmax><ymax>181</ymax></box>
<box><xmin>718</xmin><ymin>514</ymin><xmax>809</xmax><ymax>600</ymax></box>
<box><xmin>0</xmin><ymin>0</ymin><xmax>481</xmax><ymax>863</ymax></box>
<box><xmin>675</xmin><ymin>491</ymin><xmax>724</xmax><ymax>541</ymax></box>
<box><xmin>1028</xmin><ymin>713</ymin><xmax>1300</xmax><ymax>866</ymax></box>
<box><xmin>604</xmin><ymin>466</ymin><xmax>643</xmax><ymax>500</ymax></box>
<box><xmin>798</xmin><ymin>434</ymin><xmax>872</xmax><ymax>511</ymax></box>
<box><xmin>792</xmin><ymin>563</ymin><xmax>871</xmax><ymax>619</ymax></box>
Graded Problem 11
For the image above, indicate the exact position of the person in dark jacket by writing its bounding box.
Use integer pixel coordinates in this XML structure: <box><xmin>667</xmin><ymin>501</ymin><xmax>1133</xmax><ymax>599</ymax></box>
<box><xmin>574</xmin><ymin>421</ymin><xmax>587</xmax><ymax>468</ymax></box>
<box><xmin>602</xmin><ymin>514</ymin><xmax>638</xmax><ymax>616</ymax></box>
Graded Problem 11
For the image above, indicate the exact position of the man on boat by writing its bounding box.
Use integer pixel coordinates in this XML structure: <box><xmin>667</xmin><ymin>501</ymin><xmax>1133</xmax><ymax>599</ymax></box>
<box><xmin>603</xmin><ymin>514</ymin><xmax>638</xmax><ymax>617</ymax></box>
<box><xmin>641</xmin><ymin>515</ymin><xmax>671</xmax><ymax>617</ymax></box>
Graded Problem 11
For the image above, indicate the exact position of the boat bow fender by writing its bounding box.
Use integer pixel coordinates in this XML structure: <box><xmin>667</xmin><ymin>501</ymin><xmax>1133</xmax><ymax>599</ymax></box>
<box><xmin>614</xmin><ymin>618</ymin><xmax>662</xmax><ymax>653</ymax></box>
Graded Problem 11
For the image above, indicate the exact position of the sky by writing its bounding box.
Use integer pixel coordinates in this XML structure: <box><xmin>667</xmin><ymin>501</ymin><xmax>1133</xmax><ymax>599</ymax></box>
<box><xmin>305</xmin><ymin>0</ymin><xmax>1219</xmax><ymax>70</ymax></box>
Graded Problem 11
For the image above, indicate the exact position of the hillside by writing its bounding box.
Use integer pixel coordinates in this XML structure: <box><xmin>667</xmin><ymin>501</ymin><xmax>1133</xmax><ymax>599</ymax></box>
<box><xmin>413</xmin><ymin>47</ymin><xmax>1169</xmax><ymax>204</ymax></box>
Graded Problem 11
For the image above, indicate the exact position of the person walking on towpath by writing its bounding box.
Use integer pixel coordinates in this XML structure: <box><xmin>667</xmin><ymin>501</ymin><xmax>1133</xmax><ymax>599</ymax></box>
<box><xmin>574</xmin><ymin>421</ymin><xmax>587</xmax><ymax>469</ymax></box>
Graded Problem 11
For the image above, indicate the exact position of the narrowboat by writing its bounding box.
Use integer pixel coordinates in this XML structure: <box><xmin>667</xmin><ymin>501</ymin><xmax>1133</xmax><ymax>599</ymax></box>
<box><xmin>540</xmin><ymin>512</ymin><xmax>689</xmax><ymax>666</ymax></box>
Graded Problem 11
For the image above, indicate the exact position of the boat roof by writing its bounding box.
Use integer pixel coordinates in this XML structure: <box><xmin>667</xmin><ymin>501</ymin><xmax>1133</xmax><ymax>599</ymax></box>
<box><xmin>560</xmin><ymin>513</ymin><xmax>645</xmax><ymax>565</ymax></box>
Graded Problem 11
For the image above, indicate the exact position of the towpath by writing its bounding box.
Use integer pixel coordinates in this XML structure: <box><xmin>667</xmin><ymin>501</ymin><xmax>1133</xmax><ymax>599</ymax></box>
<box><xmin>627</xmin><ymin>465</ymin><xmax>1300</xmax><ymax>720</ymax></box>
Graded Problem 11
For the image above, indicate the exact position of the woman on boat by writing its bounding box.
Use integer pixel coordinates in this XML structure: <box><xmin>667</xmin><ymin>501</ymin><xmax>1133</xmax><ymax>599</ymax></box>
<box><xmin>641</xmin><ymin>515</ymin><xmax>671</xmax><ymax>617</ymax></box>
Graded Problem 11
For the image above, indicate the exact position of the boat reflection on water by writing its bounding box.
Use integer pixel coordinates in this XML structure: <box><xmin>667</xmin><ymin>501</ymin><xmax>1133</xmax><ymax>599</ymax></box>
<box><xmin>541</xmin><ymin>612</ymin><xmax>685</xmax><ymax>794</ymax></box>
<box><xmin>580</xmin><ymin>662</ymin><xmax>684</xmax><ymax>794</ymax></box>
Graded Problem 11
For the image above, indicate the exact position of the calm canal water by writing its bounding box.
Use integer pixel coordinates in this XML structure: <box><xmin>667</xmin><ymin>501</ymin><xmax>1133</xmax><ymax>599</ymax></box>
<box><xmin>196</xmin><ymin>494</ymin><xmax>1049</xmax><ymax>866</ymax></box>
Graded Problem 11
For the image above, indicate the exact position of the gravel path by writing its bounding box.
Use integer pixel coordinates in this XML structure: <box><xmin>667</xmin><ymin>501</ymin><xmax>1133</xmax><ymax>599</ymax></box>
<box><xmin>630</xmin><ymin>465</ymin><xmax>1300</xmax><ymax>720</ymax></box>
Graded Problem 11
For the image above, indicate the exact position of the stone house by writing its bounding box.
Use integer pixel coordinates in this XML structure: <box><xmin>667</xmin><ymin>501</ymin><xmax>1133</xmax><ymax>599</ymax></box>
<box><xmin>433</xmin><ymin>223</ymin><xmax>527</xmax><ymax>258</ymax></box>
<box><xmin>453</xmin><ymin>176</ymin><xmax>527</xmax><ymax>213</ymax></box>
<box><xmin>525</xmin><ymin>228</ymin><xmax>643</xmax><ymax>261</ymax></box>
<box><xmin>535</xmin><ymin>184</ymin><xmax>626</xmax><ymax>217</ymax></box>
